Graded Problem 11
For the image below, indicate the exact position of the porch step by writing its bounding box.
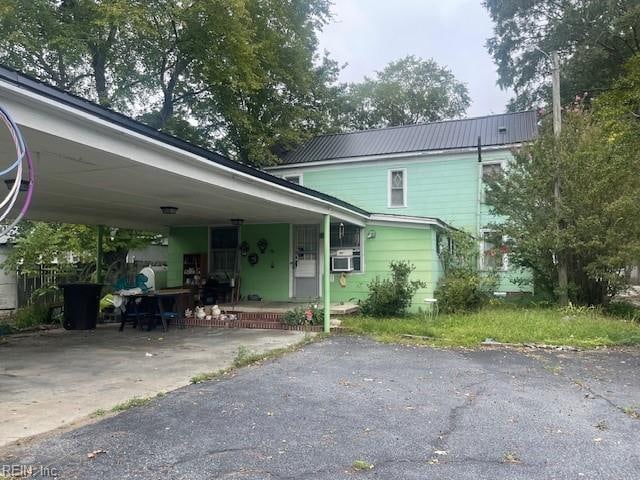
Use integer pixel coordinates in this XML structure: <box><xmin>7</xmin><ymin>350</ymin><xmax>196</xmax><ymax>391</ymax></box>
<box><xmin>181</xmin><ymin>316</ymin><xmax>322</xmax><ymax>332</ymax></box>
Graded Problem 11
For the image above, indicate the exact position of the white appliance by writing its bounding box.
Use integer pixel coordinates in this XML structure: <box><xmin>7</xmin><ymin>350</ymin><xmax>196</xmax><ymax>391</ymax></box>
<box><xmin>139</xmin><ymin>266</ymin><xmax>167</xmax><ymax>291</ymax></box>
<box><xmin>331</xmin><ymin>256</ymin><xmax>354</xmax><ymax>272</ymax></box>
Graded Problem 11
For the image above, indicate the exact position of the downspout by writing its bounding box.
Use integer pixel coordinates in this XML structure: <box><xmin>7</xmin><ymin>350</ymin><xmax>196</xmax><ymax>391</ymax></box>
<box><xmin>476</xmin><ymin>137</ymin><xmax>482</xmax><ymax>232</ymax></box>
<box><xmin>323</xmin><ymin>214</ymin><xmax>331</xmax><ymax>333</ymax></box>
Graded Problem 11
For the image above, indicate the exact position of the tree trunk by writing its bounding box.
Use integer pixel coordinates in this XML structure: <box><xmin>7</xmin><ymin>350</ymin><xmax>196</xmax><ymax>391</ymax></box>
<box><xmin>90</xmin><ymin>48</ymin><xmax>110</xmax><ymax>106</ymax></box>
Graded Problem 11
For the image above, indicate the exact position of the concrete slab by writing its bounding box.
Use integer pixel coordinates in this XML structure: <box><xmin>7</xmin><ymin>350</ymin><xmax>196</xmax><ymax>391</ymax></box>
<box><xmin>0</xmin><ymin>324</ymin><xmax>306</xmax><ymax>447</ymax></box>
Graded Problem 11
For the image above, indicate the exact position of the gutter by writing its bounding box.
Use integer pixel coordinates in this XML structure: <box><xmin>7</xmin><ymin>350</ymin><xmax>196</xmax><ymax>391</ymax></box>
<box><xmin>267</xmin><ymin>143</ymin><xmax>526</xmax><ymax>171</ymax></box>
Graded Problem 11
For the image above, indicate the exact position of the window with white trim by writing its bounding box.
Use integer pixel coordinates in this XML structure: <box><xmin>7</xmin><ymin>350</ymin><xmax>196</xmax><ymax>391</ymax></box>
<box><xmin>330</xmin><ymin>223</ymin><xmax>362</xmax><ymax>272</ymax></box>
<box><xmin>482</xmin><ymin>163</ymin><xmax>503</xmax><ymax>183</ymax></box>
<box><xmin>388</xmin><ymin>169</ymin><xmax>406</xmax><ymax>207</ymax></box>
<box><xmin>480</xmin><ymin>230</ymin><xmax>509</xmax><ymax>271</ymax></box>
<box><xmin>283</xmin><ymin>174</ymin><xmax>302</xmax><ymax>185</ymax></box>
<box><xmin>482</xmin><ymin>162</ymin><xmax>504</xmax><ymax>202</ymax></box>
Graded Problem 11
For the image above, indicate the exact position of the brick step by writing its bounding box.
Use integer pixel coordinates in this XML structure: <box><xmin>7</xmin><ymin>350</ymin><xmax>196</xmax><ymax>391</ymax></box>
<box><xmin>181</xmin><ymin>317</ymin><xmax>322</xmax><ymax>332</ymax></box>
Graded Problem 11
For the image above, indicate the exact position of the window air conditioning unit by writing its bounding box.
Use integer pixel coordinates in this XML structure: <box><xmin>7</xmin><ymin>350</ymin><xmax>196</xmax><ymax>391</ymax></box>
<box><xmin>331</xmin><ymin>256</ymin><xmax>354</xmax><ymax>272</ymax></box>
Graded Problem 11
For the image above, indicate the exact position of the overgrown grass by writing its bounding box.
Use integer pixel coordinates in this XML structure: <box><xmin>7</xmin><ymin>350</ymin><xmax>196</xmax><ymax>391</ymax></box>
<box><xmin>341</xmin><ymin>304</ymin><xmax>640</xmax><ymax>348</ymax></box>
<box><xmin>190</xmin><ymin>334</ymin><xmax>320</xmax><ymax>384</ymax></box>
<box><xmin>109</xmin><ymin>392</ymin><xmax>166</xmax><ymax>413</ymax></box>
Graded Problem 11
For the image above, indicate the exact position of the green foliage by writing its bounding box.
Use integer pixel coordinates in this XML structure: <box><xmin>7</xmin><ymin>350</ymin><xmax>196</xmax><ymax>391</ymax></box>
<box><xmin>110</xmin><ymin>393</ymin><xmax>165</xmax><ymax>412</ymax></box>
<box><xmin>2</xmin><ymin>222</ymin><xmax>158</xmax><ymax>277</ymax></box>
<box><xmin>484</xmin><ymin>0</ymin><xmax>640</xmax><ymax>109</ymax></box>
<box><xmin>435</xmin><ymin>230</ymin><xmax>497</xmax><ymax>313</ymax></box>
<box><xmin>486</xmin><ymin>98</ymin><xmax>640</xmax><ymax>305</ymax></box>
<box><xmin>435</xmin><ymin>273</ymin><xmax>496</xmax><ymax>314</ymax></box>
<box><xmin>13</xmin><ymin>304</ymin><xmax>51</xmax><ymax>329</ymax></box>
<box><xmin>0</xmin><ymin>0</ymin><xmax>339</xmax><ymax>166</ymax></box>
<box><xmin>342</xmin><ymin>304</ymin><xmax>640</xmax><ymax>348</ymax></box>
<box><xmin>604</xmin><ymin>301</ymin><xmax>640</xmax><ymax>322</ymax></box>
<box><xmin>342</xmin><ymin>55</ymin><xmax>470</xmax><ymax>130</ymax></box>
<box><xmin>282</xmin><ymin>305</ymin><xmax>323</xmax><ymax>326</ymax></box>
<box><xmin>360</xmin><ymin>261</ymin><xmax>426</xmax><ymax>317</ymax></box>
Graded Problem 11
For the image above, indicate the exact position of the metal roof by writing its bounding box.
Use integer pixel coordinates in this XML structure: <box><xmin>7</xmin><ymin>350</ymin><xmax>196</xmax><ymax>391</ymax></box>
<box><xmin>282</xmin><ymin>111</ymin><xmax>538</xmax><ymax>165</ymax></box>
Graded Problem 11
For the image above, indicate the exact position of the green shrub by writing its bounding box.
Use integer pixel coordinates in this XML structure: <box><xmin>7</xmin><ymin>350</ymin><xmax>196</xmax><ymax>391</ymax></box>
<box><xmin>360</xmin><ymin>261</ymin><xmax>426</xmax><ymax>317</ymax></box>
<box><xmin>435</xmin><ymin>272</ymin><xmax>497</xmax><ymax>314</ymax></box>
<box><xmin>13</xmin><ymin>304</ymin><xmax>51</xmax><ymax>329</ymax></box>
<box><xmin>282</xmin><ymin>305</ymin><xmax>324</xmax><ymax>326</ymax></box>
<box><xmin>604</xmin><ymin>301</ymin><xmax>640</xmax><ymax>321</ymax></box>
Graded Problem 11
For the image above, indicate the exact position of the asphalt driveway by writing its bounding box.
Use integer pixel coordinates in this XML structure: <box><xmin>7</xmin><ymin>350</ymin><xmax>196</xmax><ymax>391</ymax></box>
<box><xmin>2</xmin><ymin>336</ymin><xmax>639</xmax><ymax>479</ymax></box>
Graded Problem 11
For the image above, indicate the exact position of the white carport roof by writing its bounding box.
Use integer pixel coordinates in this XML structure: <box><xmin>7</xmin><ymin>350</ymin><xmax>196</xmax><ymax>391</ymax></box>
<box><xmin>0</xmin><ymin>66</ymin><xmax>368</xmax><ymax>232</ymax></box>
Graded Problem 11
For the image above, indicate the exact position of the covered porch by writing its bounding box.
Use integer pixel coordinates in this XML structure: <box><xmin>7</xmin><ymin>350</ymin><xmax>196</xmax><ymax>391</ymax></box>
<box><xmin>0</xmin><ymin>66</ymin><xmax>369</xmax><ymax>332</ymax></box>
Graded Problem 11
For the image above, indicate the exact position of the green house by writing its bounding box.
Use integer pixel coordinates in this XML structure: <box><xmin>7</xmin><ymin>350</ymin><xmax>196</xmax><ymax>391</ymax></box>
<box><xmin>0</xmin><ymin>65</ymin><xmax>538</xmax><ymax>333</ymax></box>
<box><xmin>169</xmin><ymin>112</ymin><xmax>538</xmax><ymax>320</ymax></box>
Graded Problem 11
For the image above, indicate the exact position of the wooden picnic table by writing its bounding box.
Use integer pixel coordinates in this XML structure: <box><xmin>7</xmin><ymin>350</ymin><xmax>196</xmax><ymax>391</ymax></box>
<box><xmin>119</xmin><ymin>288</ymin><xmax>192</xmax><ymax>332</ymax></box>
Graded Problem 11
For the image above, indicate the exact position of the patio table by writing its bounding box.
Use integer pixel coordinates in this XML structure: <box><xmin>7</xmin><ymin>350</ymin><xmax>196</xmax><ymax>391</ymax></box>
<box><xmin>119</xmin><ymin>288</ymin><xmax>192</xmax><ymax>332</ymax></box>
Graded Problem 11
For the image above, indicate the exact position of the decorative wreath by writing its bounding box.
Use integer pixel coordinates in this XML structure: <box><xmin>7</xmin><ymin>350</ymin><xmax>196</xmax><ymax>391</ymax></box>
<box><xmin>257</xmin><ymin>238</ymin><xmax>268</xmax><ymax>254</ymax></box>
<box><xmin>248</xmin><ymin>252</ymin><xmax>259</xmax><ymax>265</ymax></box>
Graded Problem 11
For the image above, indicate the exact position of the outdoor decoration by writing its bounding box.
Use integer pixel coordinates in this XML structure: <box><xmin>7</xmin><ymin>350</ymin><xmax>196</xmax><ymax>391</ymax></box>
<box><xmin>240</xmin><ymin>241</ymin><xmax>250</xmax><ymax>256</ymax></box>
<box><xmin>248</xmin><ymin>252</ymin><xmax>259</xmax><ymax>265</ymax></box>
<box><xmin>257</xmin><ymin>238</ymin><xmax>268</xmax><ymax>253</ymax></box>
<box><xmin>0</xmin><ymin>105</ymin><xmax>35</xmax><ymax>238</ymax></box>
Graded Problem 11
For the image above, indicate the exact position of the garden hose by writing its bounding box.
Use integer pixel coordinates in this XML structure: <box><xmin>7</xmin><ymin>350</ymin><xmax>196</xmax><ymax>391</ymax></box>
<box><xmin>0</xmin><ymin>105</ymin><xmax>34</xmax><ymax>237</ymax></box>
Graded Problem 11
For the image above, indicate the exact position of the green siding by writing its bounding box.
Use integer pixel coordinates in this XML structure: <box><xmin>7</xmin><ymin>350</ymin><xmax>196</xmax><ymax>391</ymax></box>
<box><xmin>329</xmin><ymin>225</ymin><xmax>435</xmax><ymax>312</ymax></box>
<box><xmin>167</xmin><ymin>227</ymin><xmax>209</xmax><ymax>287</ymax></box>
<box><xmin>239</xmin><ymin>224</ymin><xmax>290</xmax><ymax>301</ymax></box>
<box><xmin>279</xmin><ymin>149</ymin><xmax>532</xmax><ymax>293</ymax></box>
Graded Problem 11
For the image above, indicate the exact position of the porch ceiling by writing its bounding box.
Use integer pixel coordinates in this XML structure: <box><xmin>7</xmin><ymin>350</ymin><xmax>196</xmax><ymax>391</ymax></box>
<box><xmin>0</xmin><ymin>127</ymin><xmax>330</xmax><ymax>231</ymax></box>
<box><xmin>0</xmin><ymin>74</ymin><xmax>367</xmax><ymax>231</ymax></box>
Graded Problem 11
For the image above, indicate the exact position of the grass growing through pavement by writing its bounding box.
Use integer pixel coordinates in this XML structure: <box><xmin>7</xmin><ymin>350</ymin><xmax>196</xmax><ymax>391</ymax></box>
<box><xmin>190</xmin><ymin>334</ymin><xmax>319</xmax><ymax>384</ymax></box>
<box><xmin>341</xmin><ymin>304</ymin><xmax>640</xmax><ymax>348</ymax></box>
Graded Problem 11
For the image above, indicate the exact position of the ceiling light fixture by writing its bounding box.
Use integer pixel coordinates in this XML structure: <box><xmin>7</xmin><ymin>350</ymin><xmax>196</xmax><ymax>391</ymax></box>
<box><xmin>160</xmin><ymin>206</ymin><xmax>178</xmax><ymax>215</ymax></box>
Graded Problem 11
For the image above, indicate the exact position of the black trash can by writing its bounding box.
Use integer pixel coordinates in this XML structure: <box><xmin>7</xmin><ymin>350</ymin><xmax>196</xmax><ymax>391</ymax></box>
<box><xmin>59</xmin><ymin>283</ymin><xmax>103</xmax><ymax>330</ymax></box>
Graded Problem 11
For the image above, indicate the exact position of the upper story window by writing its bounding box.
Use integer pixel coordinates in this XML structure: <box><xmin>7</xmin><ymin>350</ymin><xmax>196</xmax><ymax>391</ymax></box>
<box><xmin>482</xmin><ymin>162</ymin><xmax>504</xmax><ymax>203</ymax></box>
<box><xmin>388</xmin><ymin>169</ymin><xmax>407</xmax><ymax>208</ymax></box>
<box><xmin>482</xmin><ymin>163</ymin><xmax>504</xmax><ymax>183</ymax></box>
<box><xmin>283</xmin><ymin>174</ymin><xmax>302</xmax><ymax>185</ymax></box>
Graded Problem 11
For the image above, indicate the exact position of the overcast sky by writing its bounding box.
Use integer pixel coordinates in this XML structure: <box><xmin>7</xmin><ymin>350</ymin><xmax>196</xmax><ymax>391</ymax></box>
<box><xmin>317</xmin><ymin>0</ymin><xmax>513</xmax><ymax>117</ymax></box>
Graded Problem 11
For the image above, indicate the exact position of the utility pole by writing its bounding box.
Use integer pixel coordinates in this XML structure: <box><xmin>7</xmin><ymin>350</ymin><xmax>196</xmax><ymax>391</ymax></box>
<box><xmin>551</xmin><ymin>51</ymin><xmax>568</xmax><ymax>306</ymax></box>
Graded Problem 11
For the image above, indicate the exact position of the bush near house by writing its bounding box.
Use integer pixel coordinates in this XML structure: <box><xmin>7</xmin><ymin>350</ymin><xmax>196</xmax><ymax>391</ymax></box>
<box><xmin>435</xmin><ymin>230</ymin><xmax>498</xmax><ymax>313</ymax></box>
<box><xmin>282</xmin><ymin>305</ymin><xmax>324</xmax><ymax>326</ymax></box>
<box><xmin>359</xmin><ymin>261</ymin><xmax>426</xmax><ymax>317</ymax></box>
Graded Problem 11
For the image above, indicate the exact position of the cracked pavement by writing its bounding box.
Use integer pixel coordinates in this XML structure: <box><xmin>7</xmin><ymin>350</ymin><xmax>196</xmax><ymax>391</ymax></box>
<box><xmin>1</xmin><ymin>336</ymin><xmax>639</xmax><ymax>479</ymax></box>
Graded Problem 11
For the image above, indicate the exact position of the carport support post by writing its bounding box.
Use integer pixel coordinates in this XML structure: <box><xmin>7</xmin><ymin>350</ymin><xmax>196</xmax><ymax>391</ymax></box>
<box><xmin>323</xmin><ymin>214</ymin><xmax>331</xmax><ymax>333</ymax></box>
<box><xmin>96</xmin><ymin>225</ymin><xmax>104</xmax><ymax>284</ymax></box>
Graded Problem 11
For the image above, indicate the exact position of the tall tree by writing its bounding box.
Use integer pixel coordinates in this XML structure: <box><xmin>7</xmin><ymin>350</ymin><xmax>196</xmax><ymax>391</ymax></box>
<box><xmin>341</xmin><ymin>55</ymin><xmax>470</xmax><ymax>130</ymax></box>
<box><xmin>0</xmin><ymin>0</ymin><xmax>339</xmax><ymax>164</ymax></box>
<box><xmin>0</xmin><ymin>0</ymin><xmax>142</xmax><ymax>107</ymax></box>
<box><xmin>198</xmin><ymin>0</ymin><xmax>339</xmax><ymax>165</ymax></box>
<box><xmin>486</xmin><ymin>57</ymin><xmax>640</xmax><ymax>304</ymax></box>
<box><xmin>484</xmin><ymin>0</ymin><xmax>640</xmax><ymax>110</ymax></box>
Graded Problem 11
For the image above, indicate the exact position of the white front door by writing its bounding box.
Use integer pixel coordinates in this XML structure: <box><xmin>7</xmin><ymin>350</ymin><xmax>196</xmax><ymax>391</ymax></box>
<box><xmin>292</xmin><ymin>225</ymin><xmax>319</xmax><ymax>298</ymax></box>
